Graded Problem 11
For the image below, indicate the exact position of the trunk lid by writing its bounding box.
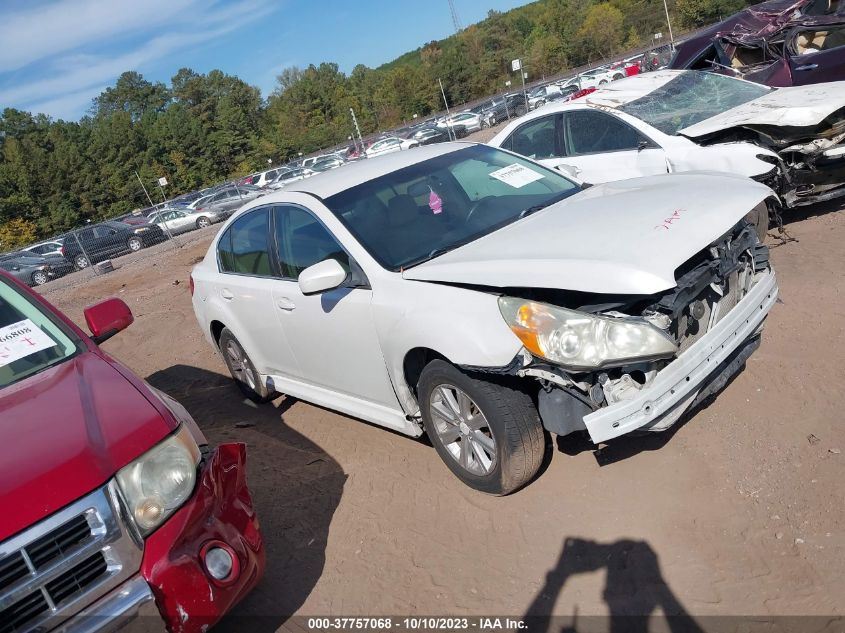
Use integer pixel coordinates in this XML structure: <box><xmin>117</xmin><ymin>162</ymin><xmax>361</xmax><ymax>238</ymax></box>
<box><xmin>402</xmin><ymin>173</ymin><xmax>771</xmax><ymax>295</ymax></box>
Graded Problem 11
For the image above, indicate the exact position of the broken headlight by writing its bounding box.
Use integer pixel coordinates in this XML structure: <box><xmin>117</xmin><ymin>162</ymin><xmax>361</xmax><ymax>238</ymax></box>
<box><xmin>499</xmin><ymin>297</ymin><xmax>678</xmax><ymax>370</ymax></box>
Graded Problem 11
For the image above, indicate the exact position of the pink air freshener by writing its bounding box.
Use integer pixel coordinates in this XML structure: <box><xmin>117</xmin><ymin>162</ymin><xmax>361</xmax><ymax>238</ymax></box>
<box><xmin>428</xmin><ymin>188</ymin><xmax>443</xmax><ymax>214</ymax></box>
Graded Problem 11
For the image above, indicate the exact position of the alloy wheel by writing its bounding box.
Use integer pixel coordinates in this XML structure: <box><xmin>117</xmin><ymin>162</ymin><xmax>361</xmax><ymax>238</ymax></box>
<box><xmin>225</xmin><ymin>339</ymin><xmax>257</xmax><ymax>391</ymax></box>
<box><xmin>429</xmin><ymin>384</ymin><xmax>497</xmax><ymax>476</ymax></box>
<box><xmin>32</xmin><ymin>271</ymin><xmax>48</xmax><ymax>286</ymax></box>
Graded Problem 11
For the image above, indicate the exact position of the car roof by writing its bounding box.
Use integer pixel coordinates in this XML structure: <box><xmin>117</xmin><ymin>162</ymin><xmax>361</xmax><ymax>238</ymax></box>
<box><xmin>286</xmin><ymin>142</ymin><xmax>473</xmax><ymax>199</ymax></box>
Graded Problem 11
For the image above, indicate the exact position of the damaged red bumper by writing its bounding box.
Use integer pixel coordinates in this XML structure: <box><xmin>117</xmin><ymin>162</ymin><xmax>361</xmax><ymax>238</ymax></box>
<box><xmin>141</xmin><ymin>442</ymin><xmax>265</xmax><ymax>633</ymax></box>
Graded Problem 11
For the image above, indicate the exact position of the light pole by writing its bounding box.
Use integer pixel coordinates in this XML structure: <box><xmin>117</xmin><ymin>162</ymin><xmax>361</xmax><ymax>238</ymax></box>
<box><xmin>662</xmin><ymin>0</ymin><xmax>675</xmax><ymax>47</ymax></box>
<box><xmin>438</xmin><ymin>78</ymin><xmax>455</xmax><ymax>141</ymax></box>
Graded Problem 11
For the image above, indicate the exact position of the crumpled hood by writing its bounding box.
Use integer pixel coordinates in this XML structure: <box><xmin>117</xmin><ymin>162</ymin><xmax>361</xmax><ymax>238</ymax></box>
<box><xmin>680</xmin><ymin>82</ymin><xmax>845</xmax><ymax>139</ymax></box>
<box><xmin>0</xmin><ymin>351</ymin><xmax>174</xmax><ymax>542</ymax></box>
<box><xmin>402</xmin><ymin>173</ymin><xmax>772</xmax><ymax>295</ymax></box>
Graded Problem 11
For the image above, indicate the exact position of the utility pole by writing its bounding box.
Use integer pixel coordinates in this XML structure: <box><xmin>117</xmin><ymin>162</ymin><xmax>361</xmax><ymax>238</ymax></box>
<box><xmin>662</xmin><ymin>0</ymin><xmax>675</xmax><ymax>48</ymax></box>
<box><xmin>438</xmin><ymin>78</ymin><xmax>455</xmax><ymax>141</ymax></box>
<box><xmin>448</xmin><ymin>0</ymin><xmax>462</xmax><ymax>34</ymax></box>
<box><xmin>349</xmin><ymin>107</ymin><xmax>365</xmax><ymax>156</ymax></box>
<box><xmin>134</xmin><ymin>170</ymin><xmax>155</xmax><ymax>208</ymax></box>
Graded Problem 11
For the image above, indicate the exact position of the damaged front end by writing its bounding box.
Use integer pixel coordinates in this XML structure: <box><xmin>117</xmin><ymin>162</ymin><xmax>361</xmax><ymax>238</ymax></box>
<box><xmin>500</xmin><ymin>221</ymin><xmax>778</xmax><ymax>443</ymax></box>
<box><xmin>696</xmin><ymin>112</ymin><xmax>845</xmax><ymax>207</ymax></box>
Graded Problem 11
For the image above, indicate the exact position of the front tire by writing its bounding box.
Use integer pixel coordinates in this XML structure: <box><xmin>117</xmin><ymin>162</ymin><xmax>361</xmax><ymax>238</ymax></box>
<box><xmin>418</xmin><ymin>360</ymin><xmax>544</xmax><ymax>495</ymax></box>
<box><xmin>127</xmin><ymin>236</ymin><xmax>142</xmax><ymax>252</ymax></box>
<box><xmin>31</xmin><ymin>270</ymin><xmax>49</xmax><ymax>286</ymax></box>
<box><xmin>219</xmin><ymin>328</ymin><xmax>275</xmax><ymax>403</ymax></box>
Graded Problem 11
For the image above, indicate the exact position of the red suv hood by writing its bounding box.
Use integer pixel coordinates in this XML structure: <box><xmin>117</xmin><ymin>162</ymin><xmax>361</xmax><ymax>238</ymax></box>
<box><xmin>0</xmin><ymin>351</ymin><xmax>174</xmax><ymax>542</ymax></box>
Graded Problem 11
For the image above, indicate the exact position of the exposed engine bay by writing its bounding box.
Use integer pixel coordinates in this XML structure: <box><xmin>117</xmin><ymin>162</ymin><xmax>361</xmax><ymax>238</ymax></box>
<box><xmin>694</xmin><ymin>112</ymin><xmax>845</xmax><ymax>207</ymax></box>
<box><xmin>505</xmin><ymin>221</ymin><xmax>772</xmax><ymax>439</ymax></box>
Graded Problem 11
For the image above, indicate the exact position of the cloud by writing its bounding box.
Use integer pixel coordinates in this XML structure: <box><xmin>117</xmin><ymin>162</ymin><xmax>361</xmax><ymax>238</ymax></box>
<box><xmin>0</xmin><ymin>0</ymin><xmax>201</xmax><ymax>73</ymax></box>
<box><xmin>26</xmin><ymin>85</ymin><xmax>108</xmax><ymax>121</ymax></box>
<box><xmin>0</xmin><ymin>0</ymin><xmax>277</xmax><ymax>117</ymax></box>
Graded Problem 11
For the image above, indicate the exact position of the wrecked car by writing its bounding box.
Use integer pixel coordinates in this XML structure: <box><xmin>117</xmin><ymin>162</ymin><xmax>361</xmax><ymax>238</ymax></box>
<box><xmin>489</xmin><ymin>70</ymin><xmax>845</xmax><ymax>208</ymax></box>
<box><xmin>0</xmin><ymin>274</ymin><xmax>264</xmax><ymax>632</ymax></box>
<box><xmin>670</xmin><ymin>0</ymin><xmax>845</xmax><ymax>87</ymax></box>
<box><xmin>191</xmin><ymin>143</ymin><xmax>778</xmax><ymax>495</ymax></box>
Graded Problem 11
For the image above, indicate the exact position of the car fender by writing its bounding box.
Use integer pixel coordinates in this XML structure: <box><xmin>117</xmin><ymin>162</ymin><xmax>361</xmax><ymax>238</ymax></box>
<box><xmin>371</xmin><ymin>277</ymin><xmax>522</xmax><ymax>414</ymax></box>
<box><xmin>667</xmin><ymin>140</ymin><xmax>778</xmax><ymax>180</ymax></box>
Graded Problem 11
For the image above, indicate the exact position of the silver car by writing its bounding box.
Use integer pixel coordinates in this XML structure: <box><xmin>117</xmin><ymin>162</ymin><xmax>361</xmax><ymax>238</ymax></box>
<box><xmin>190</xmin><ymin>186</ymin><xmax>265</xmax><ymax>216</ymax></box>
<box><xmin>147</xmin><ymin>208</ymin><xmax>225</xmax><ymax>235</ymax></box>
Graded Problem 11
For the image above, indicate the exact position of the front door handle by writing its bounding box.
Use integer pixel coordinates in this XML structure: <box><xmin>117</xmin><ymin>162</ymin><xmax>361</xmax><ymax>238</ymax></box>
<box><xmin>220</xmin><ymin>289</ymin><xmax>234</xmax><ymax>301</ymax></box>
<box><xmin>276</xmin><ymin>297</ymin><xmax>296</xmax><ymax>311</ymax></box>
<box><xmin>795</xmin><ymin>63</ymin><xmax>818</xmax><ymax>71</ymax></box>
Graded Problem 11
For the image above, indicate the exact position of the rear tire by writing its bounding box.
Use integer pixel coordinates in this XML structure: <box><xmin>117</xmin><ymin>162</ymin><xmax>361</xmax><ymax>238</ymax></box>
<box><xmin>196</xmin><ymin>216</ymin><xmax>211</xmax><ymax>229</ymax></box>
<box><xmin>219</xmin><ymin>328</ymin><xmax>275</xmax><ymax>403</ymax></box>
<box><xmin>418</xmin><ymin>360</ymin><xmax>544</xmax><ymax>495</ymax></box>
<box><xmin>74</xmin><ymin>254</ymin><xmax>90</xmax><ymax>270</ymax></box>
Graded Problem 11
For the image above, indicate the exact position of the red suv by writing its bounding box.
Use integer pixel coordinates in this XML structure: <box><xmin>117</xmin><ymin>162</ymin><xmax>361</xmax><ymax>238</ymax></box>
<box><xmin>0</xmin><ymin>272</ymin><xmax>264</xmax><ymax>632</ymax></box>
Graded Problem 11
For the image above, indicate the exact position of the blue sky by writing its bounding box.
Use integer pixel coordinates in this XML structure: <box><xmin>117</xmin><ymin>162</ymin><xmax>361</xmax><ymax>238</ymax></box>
<box><xmin>0</xmin><ymin>0</ymin><xmax>533</xmax><ymax>121</ymax></box>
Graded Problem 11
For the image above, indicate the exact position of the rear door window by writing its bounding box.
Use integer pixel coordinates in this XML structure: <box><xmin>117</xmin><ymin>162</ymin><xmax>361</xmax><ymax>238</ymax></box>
<box><xmin>502</xmin><ymin>115</ymin><xmax>562</xmax><ymax>159</ymax></box>
<box><xmin>218</xmin><ymin>209</ymin><xmax>273</xmax><ymax>276</ymax></box>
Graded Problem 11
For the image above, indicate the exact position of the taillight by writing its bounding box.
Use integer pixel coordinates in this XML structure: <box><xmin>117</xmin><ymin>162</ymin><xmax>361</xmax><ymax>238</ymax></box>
<box><xmin>189</xmin><ymin>274</ymin><xmax>195</xmax><ymax>296</ymax></box>
<box><xmin>60</xmin><ymin>245</ymin><xmax>65</xmax><ymax>256</ymax></box>
<box><xmin>196</xmin><ymin>207</ymin><xmax>204</xmax><ymax>212</ymax></box>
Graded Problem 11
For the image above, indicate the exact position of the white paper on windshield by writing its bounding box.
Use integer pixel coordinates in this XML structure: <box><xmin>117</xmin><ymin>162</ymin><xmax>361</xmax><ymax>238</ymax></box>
<box><xmin>489</xmin><ymin>163</ymin><xmax>545</xmax><ymax>189</ymax></box>
<box><xmin>0</xmin><ymin>319</ymin><xmax>56</xmax><ymax>367</ymax></box>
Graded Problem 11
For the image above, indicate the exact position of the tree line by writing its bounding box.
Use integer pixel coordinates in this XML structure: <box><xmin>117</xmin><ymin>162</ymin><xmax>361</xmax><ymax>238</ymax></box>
<box><xmin>0</xmin><ymin>0</ymin><xmax>753</xmax><ymax>247</ymax></box>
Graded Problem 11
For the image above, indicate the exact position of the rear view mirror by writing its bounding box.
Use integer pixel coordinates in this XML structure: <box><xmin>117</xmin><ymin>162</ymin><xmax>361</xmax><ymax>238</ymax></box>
<box><xmin>84</xmin><ymin>297</ymin><xmax>134</xmax><ymax>344</ymax></box>
<box><xmin>298</xmin><ymin>259</ymin><xmax>348</xmax><ymax>295</ymax></box>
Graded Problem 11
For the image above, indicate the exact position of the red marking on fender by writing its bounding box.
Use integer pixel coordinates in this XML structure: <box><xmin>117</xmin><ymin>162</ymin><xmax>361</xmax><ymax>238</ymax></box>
<box><xmin>655</xmin><ymin>208</ymin><xmax>684</xmax><ymax>231</ymax></box>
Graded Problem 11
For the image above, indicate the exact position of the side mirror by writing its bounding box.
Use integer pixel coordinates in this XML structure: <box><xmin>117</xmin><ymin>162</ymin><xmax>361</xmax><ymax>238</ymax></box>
<box><xmin>298</xmin><ymin>259</ymin><xmax>349</xmax><ymax>295</ymax></box>
<box><xmin>84</xmin><ymin>297</ymin><xmax>133</xmax><ymax>344</ymax></box>
<box><xmin>637</xmin><ymin>140</ymin><xmax>650</xmax><ymax>152</ymax></box>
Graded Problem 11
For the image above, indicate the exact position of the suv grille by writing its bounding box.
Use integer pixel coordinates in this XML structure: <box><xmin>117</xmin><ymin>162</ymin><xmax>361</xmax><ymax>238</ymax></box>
<box><xmin>0</xmin><ymin>485</ymin><xmax>142</xmax><ymax>633</ymax></box>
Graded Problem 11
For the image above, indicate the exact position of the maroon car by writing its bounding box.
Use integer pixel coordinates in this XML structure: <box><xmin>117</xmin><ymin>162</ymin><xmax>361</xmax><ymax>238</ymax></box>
<box><xmin>671</xmin><ymin>0</ymin><xmax>845</xmax><ymax>86</ymax></box>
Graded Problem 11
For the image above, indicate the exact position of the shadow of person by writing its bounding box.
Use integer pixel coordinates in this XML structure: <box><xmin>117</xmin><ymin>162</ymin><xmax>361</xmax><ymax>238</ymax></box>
<box><xmin>523</xmin><ymin>538</ymin><xmax>704</xmax><ymax>633</ymax></box>
<box><xmin>146</xmin><ymin>364</ymin><xmax>347</xmax><ymax>633</ymax></box>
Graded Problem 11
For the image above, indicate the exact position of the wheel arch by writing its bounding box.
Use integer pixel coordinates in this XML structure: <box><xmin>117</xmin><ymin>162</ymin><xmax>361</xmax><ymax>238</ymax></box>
<box><xmin>210</xmin><ymin>319</ymin><xmax>226</xmax><ymax>347</ymax></box>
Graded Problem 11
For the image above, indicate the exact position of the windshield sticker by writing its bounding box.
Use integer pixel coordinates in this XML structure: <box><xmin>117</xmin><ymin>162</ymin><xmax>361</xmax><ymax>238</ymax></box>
<box><xmin>489</xmin><ymin>164</ymin><xmax>545</xmax><ymax>189</ymax></box>
<box><xmin>428</xmin><ymin>187</ymin><xmax>443</xmax><ymax>214</ymax></box>
<box><xmin>0</xmin><ymin>319</ymin><xmax>57</xmax><ymax>367</ymax></box>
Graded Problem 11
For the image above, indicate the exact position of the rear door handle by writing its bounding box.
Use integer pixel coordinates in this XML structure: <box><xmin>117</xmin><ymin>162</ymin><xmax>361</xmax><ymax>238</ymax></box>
<box><xmin>795</xmin><ymin>64</ymin><xmax>818</xmax><ymax>71</ymax></box>
<box><xmin>276</xmin><ymin>297</ymin><xmax>296</xmax><ymax>311</ymax></box>
<box><xmin>220</xmin><ymin>289</ymin><xmax>234</xmax><ymax>301</ymax></box>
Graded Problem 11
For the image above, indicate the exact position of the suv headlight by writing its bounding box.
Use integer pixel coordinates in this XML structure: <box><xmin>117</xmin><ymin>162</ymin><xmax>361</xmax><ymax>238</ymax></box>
<box><xmin>499</xmin><ymin>297</ymin><xmax>677</xmax><ymax>370</ymax></box>
<box><xmin>115</xmin><ymin>425</ymin><xmax>201</xmax><ymax>535</ymax></box>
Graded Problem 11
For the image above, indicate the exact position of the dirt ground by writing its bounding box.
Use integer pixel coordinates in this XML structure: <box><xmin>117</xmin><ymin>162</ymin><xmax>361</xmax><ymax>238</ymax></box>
<box><xmin>38</xmin><ymin>196</ymin><xmax>845</xmax><ymax>629</ymax></box>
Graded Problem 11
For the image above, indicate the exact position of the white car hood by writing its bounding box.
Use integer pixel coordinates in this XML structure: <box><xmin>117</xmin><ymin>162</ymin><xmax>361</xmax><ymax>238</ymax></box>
<box><xmin>680</xmin><ymin>82</ymin><xmax>845</xmax><ymax>139</ymax></box>
<box><xmin>402</xmin><ymin>173</ymin><xmax>771</xmax><ymax>296</ymax></box>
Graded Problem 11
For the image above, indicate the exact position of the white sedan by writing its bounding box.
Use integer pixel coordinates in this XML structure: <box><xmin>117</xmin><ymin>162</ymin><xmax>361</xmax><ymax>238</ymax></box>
<box><xmin>191</xmin><ymin>143</ymin><xmax>777</xmax><ymax>494</ymax></box>
<box><xmin>365</xmin><ymin>136</ymin><xmax>419</xmax><ymax>157</ymax></box>
<box><xmin>489</xmin><ymin>70</ymin><xmax>845</xmax><ymax>208</ymax></box>
<box><xmin>436</xmin><ymin>112</ymin><xmax>483</xmax><ymax>133</ymax></box>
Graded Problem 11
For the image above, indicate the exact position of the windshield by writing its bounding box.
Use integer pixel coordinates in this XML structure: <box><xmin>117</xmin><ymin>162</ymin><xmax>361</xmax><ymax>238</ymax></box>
<box><xmin>0</xmin><ymin>278</ymin><xmax>82</xmax><ymax>389</ymax></box>
<box><xmin>619</xmin><ymin>71</ymin><xmax>772</xmax><ymax>135</ymax></box>
<box><xmin>324</xmin><ymin>145</ymin><xmax>580</xmax><ymax>271</ymax></box>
